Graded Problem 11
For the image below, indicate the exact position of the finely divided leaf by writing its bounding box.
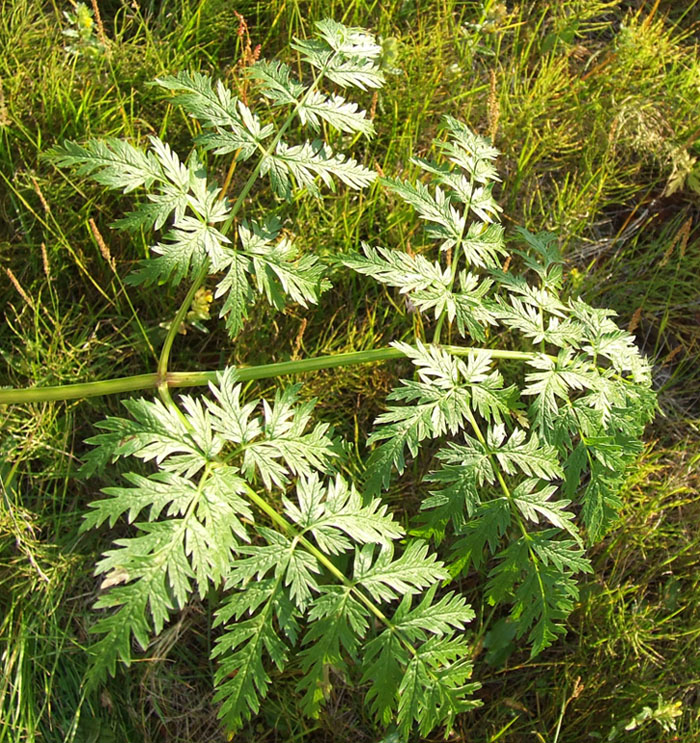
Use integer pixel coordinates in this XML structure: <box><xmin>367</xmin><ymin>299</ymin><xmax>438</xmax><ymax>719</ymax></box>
<box><xmin>213</xmin><ymin>581</ymin><xmax>290</xmax><ymax>729</ymax></box>
<box><xmin>487</xmin><ymin>424</ymin><xmax>564</xmax><ymax>480</ymax></box>
<box><xmin>292</xmin><ymin>24</ymin><xmax>384</xmax><ymax>90</ymax></box>
<box><xmin>382</xmin><ymin>177</ymin><xmax>465</xmax><ymax>252</ymax></box>
<box><xmin>450</xmin><ymin>498</ymin><xmax>512</xmax><ymax>571</ymax></box>
<box><xmin>155</xmin><ymin>71</ymin><xmax>273</xmax><ymax>160</ymax></box>
<box><xmin>439</xmin><ymin>115</ymin><xmax>500</xmax><ymax>183</ymax></box>
<box><xmin>523</xmin><ymin>351</ymin><xmax>597</xmax><ymax>432</ymax></box>
<box><xmin>395</xmin><ymin>635</ymin><xmax>480</xmax><ymax>737</ymax></box>
<box><xmin>284</xmin><ymin>474</ymin><xmax>403</xmax><ymax>554</ymax></box>
<box><xmin>48</xmin><ymin>138</ymin><xmax>161</xmax><ymax>193</ymax></box>
<box><xmin>460</xmin><ymin>221</ymin><xmax>507</xmax><ymax>269</ymax></box>
<box><xmin>206</xmin><ymin>373</ymin><xmax>339</xmax><ymax>489</ymax></box>
<box><xmin>364</xmin><ymin>380</ymin><xmax>471</xmax><ymax>494</ymax></box>
<box><xmin>262</xmin><ymin>140</ymin><xmax>375</xmax><ymax>199</ymax></box>
<box><xmin>353</xmin><ymin>541</ymin><xmax>448</xmax><ymax>602</ymax></box>
<box><xmin>390</xmin><ymin>585</ymin><xmax>475</xmax><ymax>641</ymax></box>
<box><xmin>241</xmin><ymin>385</ymin><xmax>338</xmax><ymax>489</ymax></box>
<box><xmin>248</xmin><ymin>59</ymin><xmax>304</xmax><ymax>106</ymax></box>
<box><xmin>297</xmin><ymin>586</ymin><xmax>369</xmax><ymax>716</ymax></box>
<box><xmin>81</xmin><ymin>396</ymin><xmax>219</xmax><ymax>478</ymax></box>
<box><xmin>511</xmin><ymin>479</ymin><xmax>580</xmax><ymax>541</ymax></box>
<box><xmin>342</xmin><ymin>243</ymin><xmax>448</xmax><ymax>292</ymax></box>
<box><xmin>299</xmin><ymin>90</ymin><xmax>374</xmax><ymax>136</ymax></box>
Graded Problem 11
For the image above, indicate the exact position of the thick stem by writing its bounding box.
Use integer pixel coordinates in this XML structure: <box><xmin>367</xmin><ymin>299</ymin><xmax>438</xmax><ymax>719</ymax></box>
<box><xmin>0</xmin><ymin>345</ymin><xmax>542</xmax><ymax>405</ymax></box>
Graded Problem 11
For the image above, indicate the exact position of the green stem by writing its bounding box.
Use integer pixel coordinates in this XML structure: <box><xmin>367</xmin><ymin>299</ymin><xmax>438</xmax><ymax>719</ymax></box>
<box><xmin>0</xmin><ymin>345</ymin><xmax>542</xmax><ymax>405</ymax></box>
<box><xmin>433</xmin><ymin>160</ymin><xmax>478</xmax><ymax>345</ymax></box>
<box><xmin>464</xmin><ymin>408</ymin><xmax>552</xmax><ymax>614</ymax></box>
<box><xmin>157</xmin><ymin>262</ymin><xmax>210</xmax><ymax>386</ymax></box>
<box><xmin>157</xmin><ymin>57</ymin><xmax>336</xmax><ymax>403</ymax></box>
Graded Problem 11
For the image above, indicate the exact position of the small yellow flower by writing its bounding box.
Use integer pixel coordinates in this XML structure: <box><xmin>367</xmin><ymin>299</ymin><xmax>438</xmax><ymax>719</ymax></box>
<box><xmin>76</xmin><ymin>3</ymin><xmax>94</xmax><ymax>34</ymax></box>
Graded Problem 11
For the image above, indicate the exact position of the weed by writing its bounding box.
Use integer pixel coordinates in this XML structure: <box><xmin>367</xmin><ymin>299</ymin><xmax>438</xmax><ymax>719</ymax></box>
<box><xmin>0</xmin><ymin>16</ymin><xmax>660</xmax><ymax>740</ymax></box>
<box><xmin>2</xmin><ymin>3</ymin><xmax>699</xmax><ymax>742</ymax></box>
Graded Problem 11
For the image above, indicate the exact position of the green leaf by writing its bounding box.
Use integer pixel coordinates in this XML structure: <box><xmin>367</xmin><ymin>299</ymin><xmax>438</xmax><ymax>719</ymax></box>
<box><xmin>438</xmin><ymin>175</ymin><xmax>502</xmax><ymax>223</ymax></box>
<box><xmin>342</xmin><ymin>243</ymin><xmax>447</xmax><ymax>293</ymax></box>
<box><xmin>353</xmin><ymin>541</ymin><xmax>448</xmax><ymax>602</ymax></box>
<box><xmin>361</xmin><ymin>594</ymin><xmax>481</xmax><ymax>736</ymax></box>
<box><xmin>365</xmin><ymin>342</ymin><xmax>476</xmax><ymax>493</ymax></box>
<box><xmin>523</xmin><ymin>351</ymin><xmax>596</xmax><ymax>432</ymax></box>
<box><xmin>292</xmin><ymin>21</ymin><xmax>384</xmax><ymax>90</ymax></box>
<box><xmin>510</xmin><ymin>479</ymin><xmax>580</xmax><ymax>541</ymax></box>
<box><xmin>82</xmin><ymin>471</ymin><xmax>195</xmax><ymax>529</ymax></box>
<box><xmin>284</xmin><ymin>474</ymin><xmax>403</xmax><ymax>554</ymax></box>
<box><xmin>512</xmin><ymin>227</ymin><xmax>564</xmax><ymax>290</ymax></box>
<box><xmin>382</xmin><ymin>177</ymin><xmax>465</xmax><ymax>252</ymax></box>
<box><xmin>81</xmin><ymin>395</ymin><xmax>219</xmax><ymax>478</ymax></box>
<box><xmin>569</xmin><ymin>299</ymin><xmax>652</xmax><ymax>383</ymax></box>
<box><xmin>361</xmin><ymin>631</ymin><xmax>405</xmax><ymax>724</ymax></box>
<box><xmin>438</xmin><ymin>115</ymin><xmax>500</xmax><ymax>183</ymax></box>
<box><xmin>242</xmin><ymin>385</ymin><xmax>338</xmax><ymax>489</ymax></box>
<box><xmin>133</xmin><ymin>218</ymin><xmax>230</xmax><ymax>286</ymax></box>
<box><xmin>87</xmin><ymin>525</ymin><xmax>191</xmax><ymax>676</ymax></box>
<box><xmin>299</xmin><ymin>90</ymin><xmax>374</xmax><ymax>136</ymax></box>
<box><xmin>82</xmin><ymin>461</ymin><xmax>256</xmax><ymax>686</ymax></box>
<box><xmin>262</xmin><ymin>140</ymin><xmax>376</xmax><ymax>199</ymax></box>
<box><xmin>495</xmin><ymin>296</ymin><xmax>584</xmax><ymax>348</ymax></box>
<box><xmin>393</xmin><ymin>341</ymin><xmax>467</xmax><ymax>388</ymax></box>
<box><xmin>112</xmin><ymin>137</ymin><xmax>191</xmax><ymax>231</ymax></box>
<box><xmin>240</xmin><ymin>219</ymin><xmax>328</xmax><ymax>309</ymax></box>
<box><xmin>314</xmin><ymin>19</ymin><xmax>383</xmax><ymax>59</ymax></box>
<box><xmin>486</xmin><ymin>533</ymin><xmax>590</xmax><ymax>657</ymax></box>
<box><xmin>460</xmin><ymin>221</ymin><xmax>507</xmax><ymax>269</ymax></box>
<box><xmin>429</xmin><ymin>439</ymin><xmax>495</xmax><ymax>489</ymax></box>
<box><xmin>395</xmin><ymin>635</ymin><xmax>480</xmax><ymax>737</ymax></box>
<box><xmin>343</xmin><ymin>248</ymin><xmax>495</xmax><ymax>337</ymax></box>
<box><xmin>48</xmin><ymin>138</ymin><xmax>161</xmax><ymax>193</ymax></box>
<box><xmin>390</xmin><ymin>585</ymin><xmax>475</xmax><ymax>641</ymax></box>
<box><xmin>205</xmin><ymin>368</ymin><xmax>261</xmax><ymax>443</ymax></box>
<box><xmin>412</xmin><ymin>272</ymin><xmax>495</xmax><ymax>340</ymax></box>
<box><xmin>581</xmin><ymin>462</ymin><xmax>624</xmax><ymax>543</ymax></box>
<box><xmin>530</xmin><ymin>530</ymin><xmax>592</xmax><ymax>574</ymax></box>
<box><xmin>250</xmin><ymin>54</ymin><xmax>374</xmax><ymax>134</ymax></box>
<box><xmin>248</xmin><ymin>59</ymin><xmax>304</xmax><ymax>106</ymax></box>
<box><xmin>364</xmin><ymin>380</ymin><xmax>471</xmax><ymax>494</ymax></box>
<box><xmin>487</xmin><ymin>424</ymin><xmax>564</xmax><ymax>480</ymax></box>
<box><xmin>213</xmin><ymin>580</ymin><xmax>290</xmax><ymax>729</ymax></box>
<box><xmin>450</xmin><ymin>498</ymin><xmax>511</xmax><ymax>571</ymax></box>
<box><xmin>84</xmin><ymin>570</ymin><xmax>160</xmax><ymax>685</ymax></box>
<box><xmin>215</xmin><ymin>252</ymin><xmax>253</xmax><ymax>337</ymax></box>
<box><xmin>155</xmin><ymin>71</ymin><xmax>272</xmax><ymax>161</ymax></box>
<box><xmin>563</xmin><ymin>441</ymin><xmax>588</xmax><ymax>499</ymax></box>
<box><xmin>297</xmin><ymin>586</ymin><xmax>369</xmax><ymax>716</ymax></box>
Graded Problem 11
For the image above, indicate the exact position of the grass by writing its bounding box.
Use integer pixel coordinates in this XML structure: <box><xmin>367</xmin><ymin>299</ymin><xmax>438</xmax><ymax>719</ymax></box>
<box><xmin>1</xmin><ymin>0</ymin><xmax>699</xmax><ymax>740</ymax></box>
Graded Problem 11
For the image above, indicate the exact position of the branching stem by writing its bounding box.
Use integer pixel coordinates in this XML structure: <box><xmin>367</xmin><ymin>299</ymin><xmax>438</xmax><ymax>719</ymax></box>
<box><xmin>157</xmin><ymin>262</ymin><xmax>211</xmax><ymax>391</ymax></box>
<box><xmin>0</xmin><ymin>345</ymin><xmax>543</xmax><ymax>404</ymax></box>
<box><xmin>157</xmin><ymin>54</ymin><xmax>337</xmax><ymax>408</ymax></box>
<box><xmin>239</xmin><ymin>482</ymin><xmax>401</xmax><ymax>641</ymax></box>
